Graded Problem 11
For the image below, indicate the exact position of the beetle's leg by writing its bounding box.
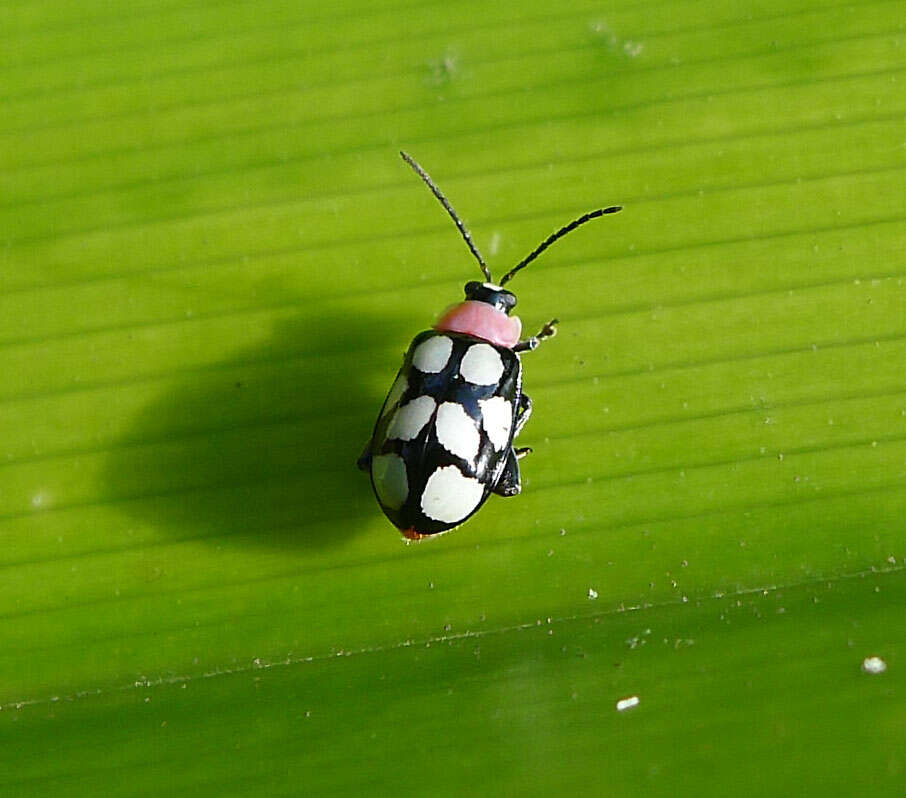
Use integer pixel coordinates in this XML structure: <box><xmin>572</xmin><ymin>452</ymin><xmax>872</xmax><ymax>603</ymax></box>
<box><xmin>513</xmin><ymin>393</ymin><xmax>533</xmax><ymax>438</ymax></box>
<box><xmin>513</xmin><ymin>318</ymin><xmax>559</xmax><ymax>353</ymax></box>
<box><xmin>493</xmin><ymin>448</ymin><xmax>522</xmax><ymax>497</ymax></box>
<box><xmin>356</xmin><ymin>441</ymin><xmax>372</xmax><ymax>471</ymax></box>
<box><xmin>496</xmin><ymin>394</ymin><xmax>535</xmax><ymax>496</ymax></box>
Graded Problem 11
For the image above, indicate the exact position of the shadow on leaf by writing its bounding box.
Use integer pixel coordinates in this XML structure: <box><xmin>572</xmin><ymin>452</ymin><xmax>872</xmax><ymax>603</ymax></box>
<box><xmin>102</xmin><ymin>299</ymin><xmax>409</xmax><ymax>549</ymax></box>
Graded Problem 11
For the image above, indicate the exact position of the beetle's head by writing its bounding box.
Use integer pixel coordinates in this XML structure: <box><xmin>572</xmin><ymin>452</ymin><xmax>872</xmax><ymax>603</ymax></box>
<box><xmin>464</xmin><ymin>281</ymin><xmax>517</xmax><ymax>314</ymax></box>
<box><xmin>398</xmin><ymin>151</ymin><xmax>620</xmax><ymax>346</ymax></box>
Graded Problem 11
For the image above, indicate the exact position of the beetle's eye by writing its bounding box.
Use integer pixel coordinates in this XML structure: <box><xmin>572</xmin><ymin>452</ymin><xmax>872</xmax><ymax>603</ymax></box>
<box><xmin>464</xmin><ymin>281</ymin><xmax>483</xmax><ymax>300</ymax></box>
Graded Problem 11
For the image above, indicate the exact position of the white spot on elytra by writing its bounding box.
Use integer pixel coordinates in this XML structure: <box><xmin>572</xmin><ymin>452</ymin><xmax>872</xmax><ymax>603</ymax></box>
<box><xmin>388</xmin><ymin>396</ymin><xmax>436</xmax><ymax>441</ymax></box>
<box><xmin>420</xmin><ymin>464</ymin><xmax>484</xmax><ymax>523</ymax></box>
<box><xmin>460</xmin><ymin>343</ymin><xmax>503</xmax><ymax>385</ymax></box>
<box><xmin>413</xmin><ymin>335</ymin><xmax>452</xmax><ymax>373</ymax></box>
<box><xmin>435</xmin><ymin>402</ymin><xmax>480</xmax><ymax>462</ymax></box>
<box><xmin>371</xmin><ymin>453</ymin><xmax>408</xmax><ymax>510</ymax></box>
<box><xmin>479</xmin><ymin>396</ymin><xmax>512</xmax><ymax>450</ymax></box>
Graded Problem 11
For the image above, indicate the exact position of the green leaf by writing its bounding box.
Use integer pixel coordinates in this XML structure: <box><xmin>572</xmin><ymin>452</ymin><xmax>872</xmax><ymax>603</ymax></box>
<box><xmin>1</xmin><ymin>0</ymin><xmax>904</xmax><ymax>793</ymax></box>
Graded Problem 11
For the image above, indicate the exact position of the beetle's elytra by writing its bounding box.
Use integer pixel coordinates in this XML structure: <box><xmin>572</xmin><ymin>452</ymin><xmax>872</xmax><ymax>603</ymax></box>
<box><xmin>358</xmin><ymin>152</ymin><xmax>621</xmax><ymax>540</ymax></box>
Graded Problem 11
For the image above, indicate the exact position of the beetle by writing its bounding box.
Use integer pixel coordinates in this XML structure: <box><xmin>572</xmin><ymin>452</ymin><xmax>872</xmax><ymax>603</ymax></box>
<box><xmin>358</xmin><ymin>151</ymin><xmax>621</xmax><ymax>539</ymax></box>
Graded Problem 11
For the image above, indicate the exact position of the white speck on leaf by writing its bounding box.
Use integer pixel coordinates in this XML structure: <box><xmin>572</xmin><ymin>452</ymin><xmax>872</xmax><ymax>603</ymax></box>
<box><xmin>616</xmin><ymin>695</ymin><xmax>640</xmax><ymax>712</ymax></box>
<box><xmin>862</xmin><ymin>656</ymin><xmax>887</xmax><ymax>674</ymax></box>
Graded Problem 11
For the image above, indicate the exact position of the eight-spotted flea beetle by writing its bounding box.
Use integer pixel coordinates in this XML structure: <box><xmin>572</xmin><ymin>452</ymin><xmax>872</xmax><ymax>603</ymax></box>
<box><xmin>358</xmin><ymin>152</ymin><xmax>621</xmax><ymax>540</ymax></box>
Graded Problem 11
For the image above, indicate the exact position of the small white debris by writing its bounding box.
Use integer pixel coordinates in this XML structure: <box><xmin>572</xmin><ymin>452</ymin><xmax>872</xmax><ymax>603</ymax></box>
<box><xmin>861</xmin><ymin>656</ymin><xmax>887</xmax><ymax>674</ymax></box>
<box><xmin>616</xmin><ymin>695</ymin><xmax>640</xmax><ymax>712</ymax></box>
<box><xmin>623</xmin><ymin>40</ymin><xmax>644</xmax><ymax>58</ymax></box>
<box><xmin>588</xmin><ymin>588</ymin><xmax>598</xmax><ymax>600</ymax></box>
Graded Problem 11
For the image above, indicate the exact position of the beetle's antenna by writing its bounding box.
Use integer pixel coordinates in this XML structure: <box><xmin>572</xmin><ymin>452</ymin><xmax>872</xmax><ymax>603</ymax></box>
<box><xmin>498</xmin><ymin>206</ymin><xmax>622</xmax><ymax>286</ymax></box>
<box><xmin>400</xmin><ymin>151</ymin><xmax>492</xmax><ymax>283</ymax></box>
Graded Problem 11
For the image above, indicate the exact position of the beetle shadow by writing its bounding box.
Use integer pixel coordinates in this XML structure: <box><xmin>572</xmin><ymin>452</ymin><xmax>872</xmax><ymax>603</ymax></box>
<box><xmin>101</xmin><ymin>291</ymin><xmax>411</xmax><ymax>550</ymax></box>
